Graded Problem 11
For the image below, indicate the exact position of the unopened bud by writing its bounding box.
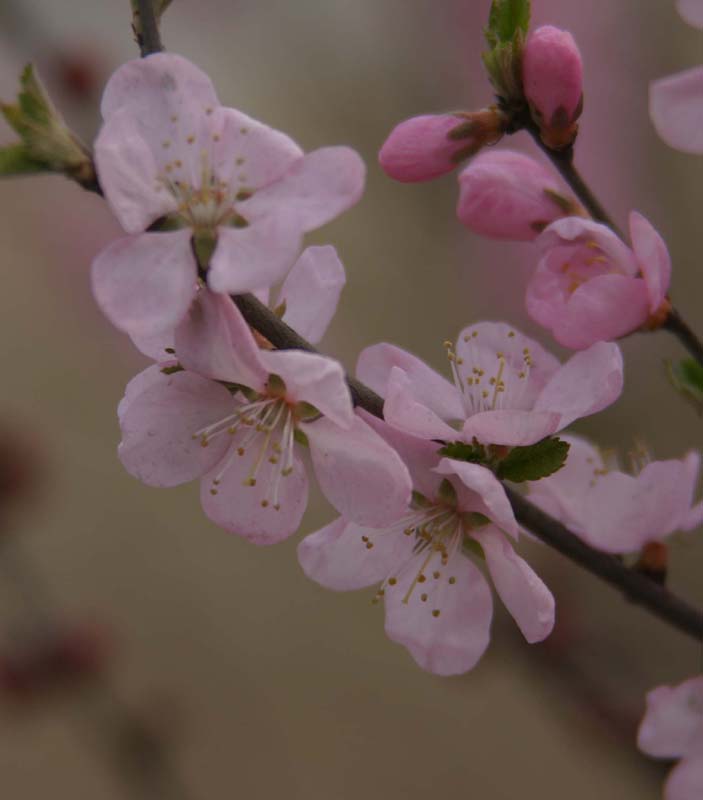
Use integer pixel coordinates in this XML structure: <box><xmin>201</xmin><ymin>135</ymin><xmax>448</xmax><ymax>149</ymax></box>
<box><xmin>523</xmin><ymin>26</ymin><xmax>584</xmax><ymax>150</ymax></box>
<box><xmin>379</xmin><ymin>108</ymin><xmax>507</xmax><ymax>183</ymax></box>
<box><xmin>457</xmin><ymin>150</ymin><xmax>580</xmax><ymax>241</ymax></box>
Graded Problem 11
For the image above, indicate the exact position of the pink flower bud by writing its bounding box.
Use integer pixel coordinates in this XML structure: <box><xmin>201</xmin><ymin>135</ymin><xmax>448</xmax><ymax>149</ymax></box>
<box><xmin>523</xmin><ymin>26</ymin><xmax>584</xmax><ymax>149</ymax></box>
<box><xmin>379</xmin><ymin>110</ymin><xmax>505</xmax><ymax>183</ymax></box>
<box><xmin>456</xmin><ymin>150</ymin><xmax>578</xmax><ymax>241</ymax></box>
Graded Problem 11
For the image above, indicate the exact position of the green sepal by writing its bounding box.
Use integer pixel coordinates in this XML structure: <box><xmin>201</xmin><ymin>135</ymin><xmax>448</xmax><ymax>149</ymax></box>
<box><xmin>266</xmin><ymin>373</ymin><xmax>287</xmax><ymax>398</ymax></box>
<box><xmin>437</xmin><ymin>478</ymin><xmax>457</xmax><ymax>506</ymax></box>
<box><xmin>482</xmin><ymin>0</ymin><xmax>530</xmax><ymax>105</ymax></box>
<box><xmin>293</xmin><ymin>428</ymin><xmax>309</xmax><ymax>447</ymax></box>
<box><xmin>666</xmin><ymin>358</ymin><xmax>703</xmax><ymax>416</ymax></box>
<box><xmin>0</xmin><ymin>144</ymin><xmax>45</xmax><ymax>176</ymax></box>
<box><xmin>462</xmin><ymin>512</ymin><xmax>492</xmax><ymax>529</ymax></box>
<box><xmin>192</xmin><ymin>230</ymin><xmax>217</xmax><ymax>270</ymax></box>
<box><xmin>485</xmin><ymin>0</ymin><xmax>531</xmax><ymax>47</ymax></box>
<box><xmin>462</xmin><ymin>538</ymin><xmax>486</xmax><ymax>560</ymax></box>
<box><xmin>294</xmin><ymin>401</ymin><xmax>321</xmax><ymax>421</ymax></box>
<box><xmin>411</xmin><ymin>490</ymin><xmax>432</xmax><ymax>509</ymax></box>
<box><xmin>496</xmin><ymin>436</ymin><xmax>570</xmax><ymax>483</ymax></box>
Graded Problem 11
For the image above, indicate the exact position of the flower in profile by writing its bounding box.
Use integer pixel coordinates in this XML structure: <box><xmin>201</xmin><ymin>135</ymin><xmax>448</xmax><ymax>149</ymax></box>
<box><xmin>638</xmin><ymin>676</ymin><xmax>703</xmax><ymax>800</ymax></box>
<box><xmin>357</xmin><ymin>322</ymin><xmax>623</xmax><ymax>448</ymax></box>
<box><xmin>119</xmin><ymin>291</ymin><xmax>411</xmax><ymax>544</ymax></box>
<box><xmin>92</xmin><ymin>53</ymin><xmax>364</xmax><ymax>342</ymax></box>
<box><xmin>526</xmin><ymin>213</ymin><xmax>672</xmax><ymax>349</ymax></box>
<box><xmin>528</xmin><ymin>435</ymin><xmax>703</xmax><ymax>554</ymax></box>
<box><xmin>457</xmin><ymin>150</ymin><xmax>579</xmax><ymax>241</ymax></box>
<box><xmin>298</xmin><ymin>414</ymin><xmax>554</xmax><ymax>676</ymax></box>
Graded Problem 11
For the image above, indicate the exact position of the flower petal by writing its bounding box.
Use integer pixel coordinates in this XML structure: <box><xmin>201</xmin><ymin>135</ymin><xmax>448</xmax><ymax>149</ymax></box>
<box><xmin>677</xmin><ymin>0</ymin><xmax>703</xmax><ymax>28</ymax></box>
<box><xmin>357</xmin><ymin>343</ymin><xmax>464</xmax><ymax>421</ymax></box>
<box><xmin>298</xmin><ymin>517</ymin><xmax>414</xmax><ymax>591</ymax></box>
<box><xmin>650</xmin><ymin>66</ymin><xmax>703</xmax><ymax>155</ymax></box>
<box><xmin>174</xmin><ymin>289</ymin><xmax>267</xmax><ymax>391</ymax></box>
<box><xmin>665</xmin><ymin>756</ymin><xmax>703</xmax><ymax>800</ymax></box>
<box><xmin>638</xmin><ymin>677</ymin><xmax>703</xmax><ymax>759</ymax></box>
<box><xmin>259</xmin><ymin>350</ymin><xmax>353</xmax><ymax>429</ymax></box>
<box><xmin>384</xmin><ymin>553</ymin><xmax>493</xmax><ymax>676</ymax></box>
<box><xmin>461</xmin><ymin>409</ymin><xmax>561</xmax><ymax>447</ymax></box>
<box><xmin>200</xmin><ymin>439</ymin><xmax>308</xmax><ymax>545</ymax></box>
<box><xmin>533</xmin><ymin>341</ymin><xmax>624</xmax><ymax>429</ymax></box>
<box><xmin>118</xmin><ymin>371</ymin><xmax>234</xmax><ymax>487</ymax></box>
<box><xmin>91</xmin><ymin>231</ymin><xmax>197</xmax><ymax>339</ymax></box>
<box><xmin>434</xmin><ymin>459</ymin><xmax>518</xmax><ymax>538</ymax></box>
<box><xmin>384</xmin><ymin>367</ymin><xmax>460</xmax><ymax>441</ymax></box>
<box><xmin>536</xmin><ymin>217</ymin><xmax>638</xmax><ymax>274</ymax></box>
<box><xmin>117</xmin><ymin>363</ymin><xmax>172</xmax><ymax>423</ymax></box>
<box><xmin>473</xmin><ymin>528</ymin><xmax>555</xmax><ymax>643</ymax></box>
<box><xmin>630</xmin><ymin>211</ymin><xmax>672</xmax><ymax>311</ymax></box>
<box><xmin>245</xmin><ymin>146</ymin><xmax>365</xmax><ymax>232</ymax></box>
<box><xmin>277</xmin><ymin>246</ymin><xmax>346</xmax><ymax>344</ymax></box>
<box><xmin>304</xmin><ymin>414</ymin><xmax>413</xmax><ymax>527</ymax></box>
<box><xmin>130</xmin><ymin>327</ymin><xmax>176</xmax><ymax>361</ymax></box>
<box><xmin>206</xmin><ymin>219</ymin><xmax>302</xmax><ymax>295</ymax></box>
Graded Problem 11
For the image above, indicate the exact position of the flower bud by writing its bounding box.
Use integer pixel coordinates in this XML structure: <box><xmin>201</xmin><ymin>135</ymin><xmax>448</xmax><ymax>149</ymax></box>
<box><xmin>379</xmin><ymin>108</ymin><xmax>506</xmax><ymax>183</ymax></box>
<box><xmin>523</xmin><ymin>26</ymin><xmax>584</xmax><ymax>150</ymax></box>
<box><xmin>457</xmin><ymin>150</ymin><xmax>579</xmax><ymax>241</ymax></box>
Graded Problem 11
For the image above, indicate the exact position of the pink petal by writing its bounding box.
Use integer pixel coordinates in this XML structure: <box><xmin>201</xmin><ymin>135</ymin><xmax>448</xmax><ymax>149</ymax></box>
<box><xmin>297</xmin><ymin>517</ymin><xmax>414</xmax><ymax>591</ymax></box>
<box><xmin>245</xmin><ymin>146</ymin><xmax>365</xmax><ymax>232</ymax></box>
<box><xmin>174</xmin><ymin>289</ymin><xmax>267</xmax><ymax>391</ymax></box>
<box><xmin>277</xmin><ymin>246</ymin><xmax>346</xmax><ymax>344</ymax></box>
<box><xmin>537</xmin><ymin>217</ymin><xmax>638</xmax><ymax>274</ymax></box>
<box><xmin>357</xmin><ymin>343</ymin><xmax>464</xmax><ymax>421</ymax></box>
<box><xmin>638</xmin><ymin>677</ymin><xmax>703</xmax><ymax>759</ymax></box>
<box><xmin>259</xmin><ymin>350</ymin><xmax>353</xmax><ymax>429</ymax></box>
<box><xmin>384</xmin><ymin>553</ymin><xmax>493</xmax><ymax>676</ymax></box>
<box><xmin>455</xmin><ymin>321</ymin><xmax>560</xmax><ymax>410</ymax></box>
<box><xmin>650</xmin><ymin>66</ymin><xmax>703</xmax><ymax>155</ymax></box>
<box><xmin>665</xmin><ymin>756</ymin><xmax>703</xmax><ymax>800</ymax></box>
<box><xmin>200</xmin><ymin>440</ymin><xmax>308</xmax><ymax>545</ymax></box>
<box><xmin>91</xmin><ymin>231</ymin><xmax>197</xmax><ymax>339</ymax></box>
<box><xmin>473</xmin><ymin>528</ymin><xmax>555</xmax><ymax>643</ymax></box>
<box><xmin>206</xmin><ymin>219</ymin><xmax>302</xmax><ymax>295</ymax></box>
<box><xmin>119</xmin><ymin>371</ymin><xmax>234</xmax><ymax>487</ymax></box>
<box><xmin>384</xmin><ymin>367</ymin><xmax>460</xmax><ymax>441</ymax></box>
<box><xmin>462</xmin><ymin>409</ymin><xmax>561</xmax><ymax>447</ymax></box>
<box><xmin>94</xmin><ymin>108</ymin><xmax>177</xmax><ymax>233</ymax></box>
<box><xmin>304</xmin><ymin>415</ymin><xmax>413</xmax><ymax>527</ymax></box>
<box><xmin>117</xmin><ymin>364</ymin><xmax>171</xmax><ymax>423</ymax></box>
<box><xmin>130</xmin><ymin>327</ymin><xmax>176</xmax><ymax>361</ymax></box>
<box><xmin>434</xmin><ymin>459</ymin><xmax>518</xmax><ymax>538</ymax></box>
<box><xmin>677</xmin><ymin>0</ymin><xmax>703</xmax><ymax>28</ymax></box>
<box><xmin>630</xmin><ymin>211</ymin><xmax>672</xmax><ymax>311</ymax></box>
<box><xmin>379</xmin><ymin>114</ymin><xmax>469</xmax><ymax>183</ymax></box>
<box><xmin>357</xmin><ymin>409</ymin><xmax>446</xmax><ymax>501</ymax></box>
<box><xmin>534</xmin><ymin>341</ymin><xmax>624</xmax><ymax>428</ymax></box>
<box><xmin>100</xmin><ymin>53</ymin><xmax>219</xmax><ymax>121</ymax></box>
<box><xmin>523</xmin><ymin>26</ymin><xmax>583</xmax><ymax>122</ymax></box>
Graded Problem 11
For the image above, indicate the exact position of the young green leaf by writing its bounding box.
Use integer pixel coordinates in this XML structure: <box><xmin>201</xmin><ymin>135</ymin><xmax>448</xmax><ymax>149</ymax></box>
<box><xmin>496</xmin><ymin>437</ymin><xmax>569</xmax><ymax>482</ymax></box>
<box><xmin>485</xmin><ymin>0</ymin><xmax>531</xmax><ymax>47</ymax></box>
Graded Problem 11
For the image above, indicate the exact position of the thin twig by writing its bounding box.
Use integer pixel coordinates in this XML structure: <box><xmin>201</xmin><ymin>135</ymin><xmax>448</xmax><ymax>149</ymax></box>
<box><xmin>662</xmin><ymin>307</ymin><xmax>703</xmax><ymax>366</ymax></box>
<box><xmin>134</xmin><ymin>0</ymin><xmax>164</xmax><ymax>57</ymax></box>
<box><xmin>231</xmin><ymin>291</ymin><xmax>703</xmax><ymax>643</ymax></box>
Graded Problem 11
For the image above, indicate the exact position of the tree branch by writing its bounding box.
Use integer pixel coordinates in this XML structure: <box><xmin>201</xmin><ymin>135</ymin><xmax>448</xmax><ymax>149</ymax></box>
<box><xmin>133</xmin><ymin>0</ymin><xmax>164</xmax><ymax>57</ymax></box>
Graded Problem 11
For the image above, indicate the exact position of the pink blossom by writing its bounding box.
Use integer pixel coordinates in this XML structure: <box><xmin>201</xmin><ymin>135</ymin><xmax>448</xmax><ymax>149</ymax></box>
<box><xmin>131</xmin><ymin>244</ymin><xmax>346</xmax><ymax>360</ymax></box>
<box><xmin>456</xmin><ymin>150</ymin><xmax>577</xmax><ymax>241</ymax></box>
<box><xmin>529</xmin><ymin>435</ymin><xmax>703</xmax><ymax>553</ymax></box>
<box><xmin>357</xmin><ymin>322</ymin><xmax>623</xmax><ymax>448</ymax></box>
<box><xmin>638</xmin><ymin>676</ymin><xmax>703</xmax><ymax>800</ymax></box>
<box><xmin>298</xmin><ymin>413</ymin><xmax>554</xmax><ymax>676</ymax></box>
<box><xmin>379</xmin><ymin>109</ymin><xmax>505</xmax><ymax>183</ymax></box>
<box><xmin>650</xmin><ymin>66</ymin><xmax>703</xmax><ymax>155</ymax></box>
<box><xmin>523</xmin><ymin>26</ymin><xmax>583</xmax><ymax>149</ymax></box>
<box><xmin>526</xmin><ymin>212</ymin><xmax>672</xmax><ymax>349</ymax></box>
<box><xmin>677</xmin><ymin>0</ymin><xmax>703</xmax><ymax>29</ymax></box>
<box><xmin>118</xmin><ymin>290</ymin><xmax>411</xmax><ymax>544</ymax></box>
<box><xmin>92</xmin><ymin>54</ymin><xmax>364</xmax><ymax>342</ymax></box>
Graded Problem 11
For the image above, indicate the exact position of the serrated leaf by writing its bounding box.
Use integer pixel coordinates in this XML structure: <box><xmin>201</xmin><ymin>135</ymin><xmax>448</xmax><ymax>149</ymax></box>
<box><xmin>496</xmin><ymin>437</ymin><xmax>569</xmax><ymax>482</ymax></box>
<box><xmin>0</xmin><ymin>144</ymin><xmax>45</xmax><ymax>176</ymax></box>
<box><xmin>437</xmin><ymin>440</ymin><xmax>488</xmax><ymax>464</ymax></box>
<box><xmin>485</xmin><ymin>0</ymin><xmax>531</xmax><ymax>47</ymax></box>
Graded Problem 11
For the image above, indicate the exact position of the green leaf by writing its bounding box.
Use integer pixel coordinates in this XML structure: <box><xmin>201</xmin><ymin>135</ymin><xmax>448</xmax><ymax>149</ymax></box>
<box><xmin>496</xmin><ymin>437</ymin><xmax>570</xmax><ymax>483</ymax></box>
<box><xmin>0</xmin><ymin>144</ymin><xmax>45</xmax><ymax>176</ymax></box>
<box><xmin>666</xmin><ymin>359</ymin><xmax>703</xmax><ymax>415</ymax></box>
<box><xmin>485</xmin><ymin>0</ymin><xmax>531</xmax><ymax>47</ymax></box>
<box><xmin>437</xmin><ymin>440</ymin><xmax>488</xmax><ymax>464</ymax></box>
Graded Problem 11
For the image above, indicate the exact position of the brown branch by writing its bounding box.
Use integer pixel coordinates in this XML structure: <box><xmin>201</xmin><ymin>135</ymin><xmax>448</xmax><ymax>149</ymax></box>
<box><xmin>133</xmin><ymin>0</ymin><xmax>164</xmax><ymax>57</ymax></box>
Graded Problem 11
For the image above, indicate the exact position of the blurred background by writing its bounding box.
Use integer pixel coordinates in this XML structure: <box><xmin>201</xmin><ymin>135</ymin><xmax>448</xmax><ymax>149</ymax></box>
<box><xmin>0</xmin><ymin>1</ymin><xmax>701</xmax><ymax>797</ymax></box>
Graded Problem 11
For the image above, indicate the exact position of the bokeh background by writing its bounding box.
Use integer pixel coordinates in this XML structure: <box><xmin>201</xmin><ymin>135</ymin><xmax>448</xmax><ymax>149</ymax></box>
<box><xmin>0</xmin><ymin>1</ymin><xmax>701</xmax><ymax>798</ymax></box>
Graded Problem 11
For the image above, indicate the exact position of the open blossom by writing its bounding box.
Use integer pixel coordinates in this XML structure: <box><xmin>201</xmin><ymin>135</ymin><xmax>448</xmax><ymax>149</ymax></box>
<box><xmin>457</xmin><ymin>150</ymin><xmax>579</xmax><ymax>241</ymax></box>
<box><xmin>379</xmin><ymin>109</ymin><xmax>506</xmax><ymax>183</ymax></box>
<box><xmin>298</xmin><ymin>413</ymin><xmax>554</xmax><ymax>676</ymax></box>
<box><xmin>118</xmin><ymin>291</ymin><xmax>411</xmax><ymax>544</ymax></box>
<box><xmin>357</xmin><ymin>322</ymin><xmax>623</xmax><ymax>449</ymax></box>
<box><xmin>91</xmin><ymin>53</ymin><xmax>364</xmax><ymax>342</ymax></box>
<box><xmin>528</xmin><ymin>435</ymin><xmax>703</xmax><ymax>554</ymax></box>
<box><xmin>638</xmin><ymin>676</ymin><xmax>703</xmax><ymax>800</ymax></box>
<box><xmin>131</xmin><ymin>244</ymin><xmax>346</xmax><ymax>360</ymax></box>
<box><xmin>526</xmin><ymin>212</ymin><xmax>672</xmax><ymax>349</ymax></box>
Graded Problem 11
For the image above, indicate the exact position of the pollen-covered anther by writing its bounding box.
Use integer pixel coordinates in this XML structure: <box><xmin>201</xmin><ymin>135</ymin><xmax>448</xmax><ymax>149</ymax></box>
<box><xmin>432</xmin><ymin>609</ymin><xmax>441</xmax><ymax>618</ymax></box>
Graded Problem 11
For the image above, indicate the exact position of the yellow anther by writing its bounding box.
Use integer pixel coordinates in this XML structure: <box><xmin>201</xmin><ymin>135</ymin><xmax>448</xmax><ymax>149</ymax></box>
<box><xmin>388</xmin><ymin>577</ymin><xmax>397</xmax><ymax>586</ymax></box>
<box><xmin>417</xmin><ymin>574</ymin><xmax>426</xmax><ymax>583</ymax></box>
<box><xmin>420</xmin><ymin>593</ymin><xmax>428</xmax><ymax>602</ymax></box>
<box><xmin>433</xmin><ymin>571</ymin><xmax>440</xmax><ymax>579</ymax></box>
<box><xmin>186</xmin><ymin>135</ymin><xmax>195</xmax><ymax>144</ymax></box>
<box><xmin>432</xmin><ymin>609</ymin><xmax>441</xmax><ymax>618</ymax></box>
<box><xmin>448</xmin><ymin>576</ymin><xmax>456</xmax><ymax>585</ymax></box>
